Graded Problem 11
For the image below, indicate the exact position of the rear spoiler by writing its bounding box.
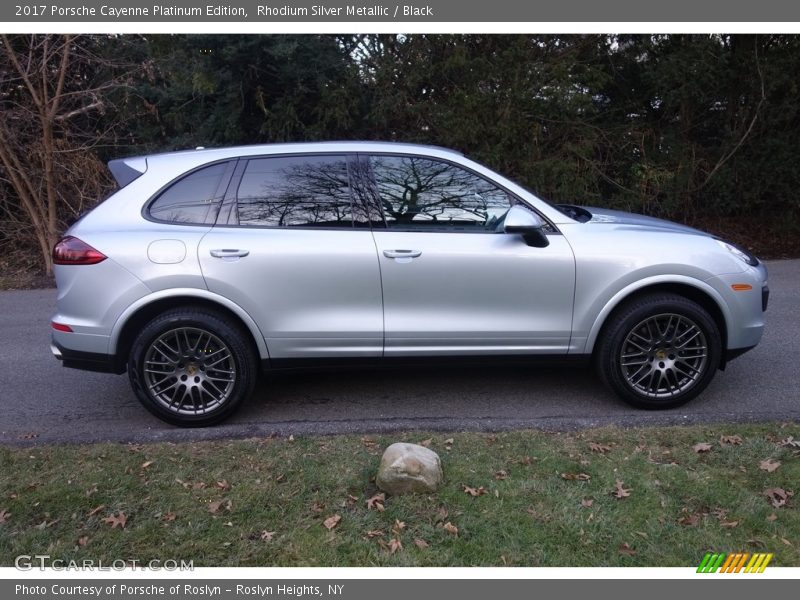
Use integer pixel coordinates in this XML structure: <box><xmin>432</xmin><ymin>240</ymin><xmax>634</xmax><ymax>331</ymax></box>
<box><xmin>108</xmin><ymin>156</ymin><xmax>147</xmax><ymax>188</ymax></box>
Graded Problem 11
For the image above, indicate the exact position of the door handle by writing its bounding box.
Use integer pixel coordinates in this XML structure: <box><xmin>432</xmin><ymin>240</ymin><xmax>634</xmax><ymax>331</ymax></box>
<box><xmin>210</xmin><ymin>249</ymin><xmax>250</xmax><ymax>259</ymax></box>
<box><xmin>383</xmin><ymin>249</ymin><xmax>422</xmax><ymax>259</ymax></box>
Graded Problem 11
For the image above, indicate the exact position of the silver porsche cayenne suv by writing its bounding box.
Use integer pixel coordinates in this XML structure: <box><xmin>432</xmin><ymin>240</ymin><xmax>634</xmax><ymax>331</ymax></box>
<box><xmin>51</xmin><ymin>142</ymin><xmax>768</xmax><ymax>426</ymax></box>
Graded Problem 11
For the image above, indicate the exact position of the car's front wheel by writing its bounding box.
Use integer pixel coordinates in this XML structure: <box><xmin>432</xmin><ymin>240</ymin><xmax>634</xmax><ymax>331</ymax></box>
<box><xmin>595</xmin><ymin>294</ymin><xmax>722</xmax><ymax>409</ymax></box>
<box><xmin>128</xmin><ymin>308</ymin><xmax>257</xmax><ymax>426</ymax></box>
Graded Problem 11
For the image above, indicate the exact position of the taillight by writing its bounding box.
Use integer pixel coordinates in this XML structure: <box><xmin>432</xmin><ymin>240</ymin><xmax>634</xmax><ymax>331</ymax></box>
<box><xmin>52</xmin><ymin>236</ymin><xmax>107</xmax><ymax>265</ymax></box>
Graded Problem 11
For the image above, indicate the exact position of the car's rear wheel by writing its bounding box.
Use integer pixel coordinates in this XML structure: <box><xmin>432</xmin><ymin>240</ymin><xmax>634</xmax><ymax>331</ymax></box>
<box><xmin>128</xmin><ymin>308</ymin><xmax>257</xmax><ymax>426</ymax></box>
<box><xmin>595</xmin><ymin>294</ymin><xmax>721</xmax><ymax>409</ymax></box>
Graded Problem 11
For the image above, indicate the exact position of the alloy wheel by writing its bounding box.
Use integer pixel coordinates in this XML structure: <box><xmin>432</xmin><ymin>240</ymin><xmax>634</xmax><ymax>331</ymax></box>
<box><xmin>619</xmin><ymin>313</ymin><xmax>708</xmax><ymax>399</ymax></box>
<box><xmin>142</xmin><ymin>327</ymin><xmax>236</xmax><ymax>415</ymax></box>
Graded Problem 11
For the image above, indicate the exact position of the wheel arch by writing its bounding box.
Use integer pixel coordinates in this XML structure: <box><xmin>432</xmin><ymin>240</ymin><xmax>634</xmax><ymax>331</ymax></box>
<box><xmin>110</xmin><ymin>289</ymin><xmax>269</xmax><ymax>365</ymax></box>
<box><xmin>585</xmin><ymin>278</ymin><xmax>730</xmax><ymax>362</ymax></box>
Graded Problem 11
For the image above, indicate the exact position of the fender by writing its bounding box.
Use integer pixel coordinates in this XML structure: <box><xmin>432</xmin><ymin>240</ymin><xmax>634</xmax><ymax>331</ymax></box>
<box><xmin>108</xmin><ymin>287</ymin><xmax>270</xmax><ymax>359</ymax></box>
<box><xmin>582</xmin><ymin>274</ymin><xmax>732</xmax><ymax>354</ymax></box>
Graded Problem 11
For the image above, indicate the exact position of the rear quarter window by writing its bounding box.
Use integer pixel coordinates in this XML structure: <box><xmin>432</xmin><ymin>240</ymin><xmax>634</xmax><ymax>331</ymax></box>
<box><xmin>147</xmin><ymin>162</ymin><xmax>233</xmax><ymax>224</ymax></box>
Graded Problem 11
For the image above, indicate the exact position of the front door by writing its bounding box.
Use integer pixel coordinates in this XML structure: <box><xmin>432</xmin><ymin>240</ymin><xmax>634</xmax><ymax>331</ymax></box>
<box><xmin>364</xmin><ymin>154</ymin><xmax>576</xmax><ymax>356</ymax></box>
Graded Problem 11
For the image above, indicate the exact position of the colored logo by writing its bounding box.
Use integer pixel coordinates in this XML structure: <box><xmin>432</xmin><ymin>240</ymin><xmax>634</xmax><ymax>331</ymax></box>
<box><xmin>697</xmin><ymin>552</ymin><xmax>773</xmax><ymax>573</ymax></box>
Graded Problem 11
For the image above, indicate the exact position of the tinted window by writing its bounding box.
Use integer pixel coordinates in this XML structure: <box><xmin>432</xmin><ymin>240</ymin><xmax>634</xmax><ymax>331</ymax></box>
<box><xmin>369</xmin><ymin>156</ymin><xmax>514</xmax><ymax>231</ymax></box>
<box><xmin>236</xmin><ymin>156</ymin><xmax>355</xmax><ymax>228</ymax></box>
<box><xmin>149</xmin><ymin>162</ymin><xmax>230</xmax><ymax>224</ymax></box>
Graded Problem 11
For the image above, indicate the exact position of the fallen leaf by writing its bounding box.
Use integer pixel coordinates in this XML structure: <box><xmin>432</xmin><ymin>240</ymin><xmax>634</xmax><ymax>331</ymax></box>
<box><xmin>365</xmin><ymin>529</ymin><xmax>384</xmax><ymax>538</ymax></box>
<box><xmin>215</xmin><ymin>480</ymin><xmax>231</xmax><ymax>491</ymax></box>
<box><xmin>781</xmin><ymin>538</ymin><xmax>793</xmax><ymax>546</ymax></box>
<box><xmin>720</xmin><ymin>520</ymin><xmax>739</xmax><ymax>528</ymax></box>
<box><xmin>764</xmin><ymin>487</ymin><xmax>794</xmax><ymax>508</ymax></box>
<box><xmin>634</xmin><ymin>531</ymin><xmax>648</xmax><ymax>539</ymax></box>
<box><xmin>366</xmin><ymin>493</ymin><xmax>385</xmax><ymax>512</ymax></box>
<box><xmin>463</xmin><ymin>485</ymin><xmax>488</xmax><ymax>497</ymax></box>
<box><xmin>618</xmin><ymin>542</ymin><xmax>636</xmax><ymax>556</ymax></box>
<box><xmin>0</xmin><ymin>510</ymin><xmax>9</xmax><ymax>523</ymax></box>
<box><xmin>162</xmin><ymin>512</ymin><xmax>177</xmax><ymax>522</ymax></box>
<box><xmin>85</xmin><ymin>485</ymin><xmax>98</xmax><ymax>497</ymax></box>
<box><xmin>419</xmin><ymin>438</ymin><xmax>432</xmax><ymax>447</ymax></box>
<box><xmin>323</xmin><ymin>514</ymin><xmax>341</xmax><ymax>530</ymax></box>
<box><xmin>77</xmin><ymin>536</ymin><xmax>89</xmax><ymax>547</ymax></box>
<box><xmin>388</xmin><ymin>538</ymin><xmax>403</xmax><ymax>554</ymax></box>
<box><xmin>519</xmin><ymin>456</ymin><xmax>534</xmax><ymax>465</ymax></box>
<box><xmin>777</xmin><ymin>436</ymin><xmax>800</xmax><ymax>448</ymax></box>
<box><xmin>361</xmin><ymin>437</ymin><xmax>377</xmax><ymax>449</ymax></box>
<box><xmin>720</xmin><ymin>435</ymin><xmax>743</xmax><ymax>445</ymax></box>
<box><xmin>581</xmin><ymin>498</ymin><xmax>594</xmax><ymax>508</ymax></box>
<box><xmin>494</xmin><ymin>470</ymin><xmax>508</xmax><ymax>480</ymax></box>
<box><xmin>561</xmin><ymin>472</ymin><xmax>591</xmax><ymax>481</ymax></box>
<box><xmin>612</xmin><ymin>480</ymin><xmax>632</xmax><ymax>499</ymax></box>
<box><xmin>87</xmin><ymin>505</ymin><xmax>106</xmax><ymax>517</ymax></box>
<box><xmin>140</xmin><ymin>460</ymin><xmax>154</xmax><ymax>470</ymax></box>
<box><xmin>589</xmin><ymin>442</ymin><xmax>612</xmax><ymax>454</ymax></box>
<box><xmin>678</xmin><ymin>512</ymin><xmax>701</xmax><ymax>527</ymax></box>
<box><xmin>443</xmin><ymin>522</ymin><xmax>458</xmax><ymax>536</ymax></box>
<box><xmin>311</xmin><ymin>502</ymin><xmax>325</xmax><ymax>513</ymax></box>
<box><xmin>444</xmin><ymin>438</ymin><xmax>454</xmax><ymax>447</ymax></box>
<box><xmin>693</xmin><ymin>442</ymin><xmax>713</xmax><ymax>453</ymax></box>
<box><xmin>414</xmin><ymin>538</ymin><xmax>429</xmax><ymax>549</ymax></box>
<box><xmin>208</xmin><ymin>499</ymin><xmax>231</xmax><ymax>514</ymax></box>
<box><xmin>35</xmin><ymin>519</ymin><xmax>59</xmax><ymax>530</ymax></box>
<box><xmin>260</xmin><ymin>530</ymin><xmax>276</xmax><ymax>541</ymax></box>
<box><xmin>103</xmin><ymin>512</ymin><xmax>127</xmax><ymax>529</ymax></box>
<box><xmin>759</xmin><ymin>459</ymin><xmax>781</xmax><ymax>473</ymax></box>
<box><xmin>192</xmin><ymin>481</ymin><xmax>207</xmax><ymax>490</ymax></box>
<box><xmin>767</xmin><ymin>513</ymin><xmax>778</xmax><ymax>522</ymax></box>
<box><xmin>288</xmin><ymin>435</ymin><xmax>295</xmax><ymax>442</ymax></box>
<box><xmin>391</xmin><ymin>519</ymin><xmax>406</xmax><ymax>535</ymax></box>
<box><xmin>436</xmin><ymin>506</ymin><xmax>448</xmax><ymax>522</ymax></box>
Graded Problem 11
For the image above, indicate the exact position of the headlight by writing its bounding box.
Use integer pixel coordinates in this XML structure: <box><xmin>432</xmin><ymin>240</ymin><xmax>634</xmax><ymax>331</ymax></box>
<box><xmin>715</xmin><ymin>239</ymin><xmax>759</xmax><ymax>266</ymax></box>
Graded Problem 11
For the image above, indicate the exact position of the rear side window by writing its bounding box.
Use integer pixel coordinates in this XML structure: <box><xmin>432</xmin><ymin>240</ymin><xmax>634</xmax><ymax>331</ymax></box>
<box><xmin>148</xmin><ymin>162</ymin><xmax>231</xmax><ymax>224</ymax></box>
<box><xmin>236</xmin><ymin>156</ymin><xmax>355</xmax><ymax>228</ymax></box>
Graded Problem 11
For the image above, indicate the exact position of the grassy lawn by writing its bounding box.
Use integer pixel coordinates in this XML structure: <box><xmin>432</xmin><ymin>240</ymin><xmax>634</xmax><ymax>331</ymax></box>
<box><xmin>1</xmin><ymin>423</ymin><xmax>798</xmax><ymax>567</ymax></box>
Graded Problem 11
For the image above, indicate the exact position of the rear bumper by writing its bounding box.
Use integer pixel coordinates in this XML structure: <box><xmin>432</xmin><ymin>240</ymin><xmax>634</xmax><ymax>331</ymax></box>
<box><xmin>51</xmin><ymin>340</ymin><xmax>124</xmax><ymax>374</ymax></box>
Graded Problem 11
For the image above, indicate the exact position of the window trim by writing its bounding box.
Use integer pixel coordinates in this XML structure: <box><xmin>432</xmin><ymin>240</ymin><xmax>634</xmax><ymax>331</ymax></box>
<box><xmin>358</xmin><ymin>152</ymin><xmax>560</xmax><ymax>235</ymax></box>
<box><xmin>142</xmin><ymin>159</ymin><xmax>237</xmax><ymax>227</ymax></box>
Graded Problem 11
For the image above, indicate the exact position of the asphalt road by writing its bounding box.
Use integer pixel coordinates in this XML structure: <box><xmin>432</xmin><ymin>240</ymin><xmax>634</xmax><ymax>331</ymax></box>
<box><xmin>1</xmin><ymin>260</ymin><xmax>798</xmax><ymax>446</ymax></box>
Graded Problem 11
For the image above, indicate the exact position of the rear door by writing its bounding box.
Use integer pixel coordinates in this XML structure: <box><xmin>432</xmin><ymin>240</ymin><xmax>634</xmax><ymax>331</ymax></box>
<box><xmin>198</xmin><ymin>154</ymin><xmax>383</xmax><ymax>359</ymax></box>
<box><xmin>363</xmin><ymin>153</ymin><xmax>576</xmax><ymax>356</ymax></box>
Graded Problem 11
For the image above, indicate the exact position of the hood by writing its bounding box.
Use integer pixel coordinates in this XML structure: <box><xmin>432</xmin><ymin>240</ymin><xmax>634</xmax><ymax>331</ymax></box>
<box><xmin>578</xmin><ymin>206</ymin><xmax>708</xmax><ymax>236</ymax></box>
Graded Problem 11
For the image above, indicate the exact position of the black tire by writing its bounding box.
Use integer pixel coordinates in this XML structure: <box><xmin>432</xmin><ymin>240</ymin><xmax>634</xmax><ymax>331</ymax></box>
<box><xmin>128</xmin><ymin>307</ymin><xmax>257</xmax><ymax>426</ymax></box>
<box><xmin>595</xmin><ymin>293</ymin><xmax>722</xmax><ymax>409</ymax></box>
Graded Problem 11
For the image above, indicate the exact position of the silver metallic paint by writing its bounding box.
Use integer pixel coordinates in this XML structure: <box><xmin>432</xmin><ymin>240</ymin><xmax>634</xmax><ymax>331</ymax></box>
<box><xmin>52</xmin><ymin>142</ymin><xmax>768</xmax><ymax>368</ymax></box>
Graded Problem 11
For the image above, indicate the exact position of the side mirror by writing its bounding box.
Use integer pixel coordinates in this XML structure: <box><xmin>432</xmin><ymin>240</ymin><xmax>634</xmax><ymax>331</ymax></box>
<box><xmin>503</xmin><ymin>205</ymin><xmax>550</xmax><ymax>248</ymax></box>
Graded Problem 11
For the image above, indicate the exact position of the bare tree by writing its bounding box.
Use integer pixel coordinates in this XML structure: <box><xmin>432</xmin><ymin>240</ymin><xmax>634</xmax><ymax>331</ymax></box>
<box><xmin>0</xmin><ymin>34</ymin><xmax>139</xmax><ymax>274</ymax></box>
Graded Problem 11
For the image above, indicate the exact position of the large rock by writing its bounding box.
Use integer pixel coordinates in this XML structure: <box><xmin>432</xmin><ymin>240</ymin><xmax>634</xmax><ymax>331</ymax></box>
<box><xmin>376</xmin><ymin>442</ymin><xmax>443</xmax><ymax>494</ymax></box>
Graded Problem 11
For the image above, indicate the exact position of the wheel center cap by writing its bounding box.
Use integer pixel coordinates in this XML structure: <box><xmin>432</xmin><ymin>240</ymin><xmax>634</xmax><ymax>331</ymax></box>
<box><xmin>186</xmin><ymin>364</ymin><xmax>197</xmax><ymax>376</ymax></box>
<box><xmin>655</xmin><ymin>349</ymin><xmax>668</xmax><ymax>360</ymax></box>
